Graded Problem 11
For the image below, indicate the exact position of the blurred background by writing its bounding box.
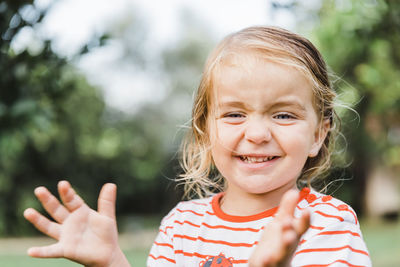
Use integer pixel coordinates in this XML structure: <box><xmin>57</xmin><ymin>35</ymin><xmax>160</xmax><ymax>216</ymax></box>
<box><xmin>0</xmin><ymin>0</ymin><xmax>399</xmax><ymax>266</ymax></box>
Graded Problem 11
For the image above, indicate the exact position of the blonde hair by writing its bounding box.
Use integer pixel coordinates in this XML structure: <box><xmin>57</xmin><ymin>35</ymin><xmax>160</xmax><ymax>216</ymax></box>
<box><xmin>179</xmin><ymin>26</ymin><xmax>339</xmax><ymax>199</ymax></box>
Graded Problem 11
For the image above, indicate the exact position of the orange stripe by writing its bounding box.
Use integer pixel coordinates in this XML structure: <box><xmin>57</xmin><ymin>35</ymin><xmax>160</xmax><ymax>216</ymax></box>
<box><xmin>162</xmin><ymin>219</ymin><xmax>263</xmax><ymax>236</ymax></box>
<box><xmin>176</xmin><ymin>208</ymin><xmax>204</xmax><ymax>216</ymax></box>
<box><xmin>173</xmin><ymin>234</ymin><xmax>258</xmax><ymax>247</ymax></box>
<box><xmin>173</xmin><ymin>219</ymin><xmax>262</xmax><ymax>232</ymax></box>
<box><xmin>299</xmin><ymin>239</ymin><xmax>307</xmax><ymax>245</ymax></box>
<box><xmin>301</xmin><ymin>259</ymin><xmax>365</xmax><ymax>267</ymax></box>
<box><xmin>295</xmin><ymin>245</ymin><xmax>369</xmax><ymax>256</ymax></box>
<box><xmin>154</xmin><ymin>241</ymin><xmax>173</xmax><ymax>249</ymax></box>
<box><xmin>174</xmin><ymin>220</ymin><xmax>200</xmax><ymax>228</ymax></box>
<box><xmin>309</xmin><ymin>225</ymin><xmax>325</xmax><ymax>230</ymax></box>
<box><xmin>148</xmin><ymin>253</ymin><xmax>176</xmax><ymax>263</ymax></box>
<box><xmin>309</xmin><ymin>202</ymin><xmax>358</xmax><ymax>224</ymax></box>
<box><xmin>163</xmin><ymin>212</ymin><xmax>175</xmax><ymax>221</ymax></box>
<box><xmin>191</xmin><ymin>201</ymin><xmax>208</xmax><ymax>206</ymax></box>
<box><xmin>317</xmin><ymin>230</ymin><xmax>360</xmax><ymax>237</ymax></box>
<box><xmin>202</xmin><ymin>222</ymin><xmax>261</xmax><ymax>232</ymax></box>
<box><xmin>315</xmin><ymin>210</ymin><xmax>344</xmax><ymax>222</ymax></box>
<box><xmin>206</xmin><ymin>211</ymin><xmax>215</xmax><ymax>216</ymax></box>
<box><xmin>159</xmin><ymin>225</ymin><xmax>173</xmax><ymax>235</ymax></box>
<box><xmin>174</xmin><ymin>250</ymin><xmax>248</xmax><ymax>264</ymax></box>
<box><xmin>174</xmin><ymin>220</ymin><xmax>264</xmax><ymax>233</ymax></box>
<box><xmin>174</xmin><ymin>250</ymin><xmax>208</xmax><ymax>259</ymax></box>
<box><xmin>299</xmin><ymin>230</ymin><xmax>360</xmax><ymax>246</ymax></box>
<box><xmin>159</xmin><ymin>229</ymin><xmax>168</xmax><ymax>235</ymax></box>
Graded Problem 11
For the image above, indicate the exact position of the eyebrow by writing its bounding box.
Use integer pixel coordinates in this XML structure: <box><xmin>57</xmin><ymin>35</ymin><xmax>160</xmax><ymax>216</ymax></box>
<box><xmin>269</xmin><ymin>100</ymin><xmax>307</xmax><ymax>111</ymax></box>
<box><xmin>218</xmin><ymin>101</ymin><xmax>248</xmax><ymax>109</ymax></box>
<box><xmin>218</xmin><ymin>99</ymin><xmax>307</xmax><ymax>111</ymax></box>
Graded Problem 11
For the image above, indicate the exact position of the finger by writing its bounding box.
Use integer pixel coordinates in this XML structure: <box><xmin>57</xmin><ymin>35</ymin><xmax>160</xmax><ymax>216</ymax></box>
<box><xmin>27</xmin><ymin>243</ymin><xmax>63</xmax><ymax>258</ymax></box>
<box><xmin>275</xmin><ymin>189</ymin><xmax>299</xmax><ymax>221</ymax></box>
<box><xmin>281</xmin><ymin>229</ymin><xmax>300</xmax><ymax>263</ymax></box>
<box><xmin>295</xmin><ymin>209</ymin><xmax>311</xmax><ymax>235</ymax></box>
<box><xmin>58</xmin><ymin>181</ymin><xmax>85</xmax><ymax>212</ymax></box>
<box><xmin>98</xmin><ymin>183</ymin><xmax>117</xmax><ymax>219</ymax></box>
<box><xmin>34</xmin><ymin>186</ymin><xmax>69</xmax><ymax>223</ymax></box>
<box><xmin>249</xmin><ymin>247</ymin><xmax>275</xmax><ymax>267</ymax></box>
<box><xmin>282</xmin><ymin>229</ymin><xmax>298</xmax><ymax>246</ymax></box>
<box><xmin>24</xmin><ymin>208</ymin><xmax>61</xmax><ymax>240</ymax></box>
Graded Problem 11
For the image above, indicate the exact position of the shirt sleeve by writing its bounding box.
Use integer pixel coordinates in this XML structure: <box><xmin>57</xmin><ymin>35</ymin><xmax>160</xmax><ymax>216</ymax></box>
<box><xmin>292</xmin><ymin>220</ymin><xmax>372</xmax><ymax>266</ymax></box>
<box><xmin>147</xmin><ymin>209</ymin><xmax>177</xmax><ymax>267</ymax></box>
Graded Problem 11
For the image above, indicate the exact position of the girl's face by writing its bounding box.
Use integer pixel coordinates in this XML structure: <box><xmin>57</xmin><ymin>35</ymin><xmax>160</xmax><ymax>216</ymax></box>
<box><xmin>209</xmin><ymin>58</ymin><xmax>328</xmax><ymax>202</ymax></box>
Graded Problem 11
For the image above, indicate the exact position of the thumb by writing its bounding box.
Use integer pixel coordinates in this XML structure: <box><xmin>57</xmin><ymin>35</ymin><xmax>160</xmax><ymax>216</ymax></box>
<box><xmin>98</xmin><ymin>183</ymin><xmax>117</xmax><ymax>219</ymax></box>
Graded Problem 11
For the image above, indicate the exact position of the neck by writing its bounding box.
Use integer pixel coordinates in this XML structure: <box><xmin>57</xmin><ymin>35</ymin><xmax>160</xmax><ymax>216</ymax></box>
<box><xmin>220</xmin><ymin>184</ymin><xmax>298</xmax><ymax>216</ymax></box>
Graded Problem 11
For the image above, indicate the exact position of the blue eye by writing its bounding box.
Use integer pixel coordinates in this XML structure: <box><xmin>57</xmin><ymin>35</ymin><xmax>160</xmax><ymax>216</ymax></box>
<box><xmin>225</xmin><ymin>113</ymin><xmax>244</xmax><ymax>118</ymax></box>
<box><xmin>221</xmin><ymin>112</ymin><xmax>246</xmax><ymax>124</ymax></box>
<box><xmin>275</xmin><ymin>113</ymin><xmax>295</xmax><ymax>120</ymax></box>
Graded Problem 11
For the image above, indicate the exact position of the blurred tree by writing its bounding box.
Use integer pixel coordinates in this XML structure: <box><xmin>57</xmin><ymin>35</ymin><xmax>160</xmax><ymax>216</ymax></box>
<box><xmin>312</xmin><ymin>0</ymin><xmax>400</xmax><ymax>216</ymax></box>
<box><xmin>0</xmin><ymin>0</ymin><xmax>177</xmax><ymax>236</ymax></box>
<box><xmin>0</xmin><ymin>0</ymin><xmax>75</xmax><ymax>235</ymax></box>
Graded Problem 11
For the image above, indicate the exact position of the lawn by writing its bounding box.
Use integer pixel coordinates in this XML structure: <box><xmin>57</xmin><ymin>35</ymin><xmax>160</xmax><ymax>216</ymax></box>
<box><xmin>0</xmin><ymin>219</ymin><xmax>399</xmax><ymax>266</ymax></box>
<box><xmin>0</xmin><ymin>229</ymin><xmax>156</xmax><ymax>267</ymax></box>
<box><xmin>0</xmin><ymin>249</ymin><xmax>149</xmax><ymax>266</ymax></box>
<box><xmin>362</xmin><ymin>219</ymin><xmax>400</xmax><ymax>266</ymax></box>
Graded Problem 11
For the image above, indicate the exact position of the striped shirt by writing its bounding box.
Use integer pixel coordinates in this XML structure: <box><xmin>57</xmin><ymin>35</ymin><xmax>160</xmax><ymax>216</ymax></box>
<box><xmin>147</xmin><ymin>188</ymin><xmax>371</xmax><ymax>266</ymax></box>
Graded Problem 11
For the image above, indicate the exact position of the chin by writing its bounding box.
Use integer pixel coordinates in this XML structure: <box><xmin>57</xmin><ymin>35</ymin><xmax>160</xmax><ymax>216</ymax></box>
<box><xmin>235</xmin><ymin>179</ymin><xmax>295</xmax><ymax>196</ymax></box>
<box><xmin>237</xmin><ymin>184</ymin><xmax>275</xmax><ymax>195</ymax></box>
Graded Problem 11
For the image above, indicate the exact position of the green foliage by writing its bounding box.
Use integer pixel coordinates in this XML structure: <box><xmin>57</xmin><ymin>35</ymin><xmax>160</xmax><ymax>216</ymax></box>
<box><xmin>309</xmin><ymin>0</ymin><xmax>400</xmax><ymax>212</ymax></box>
<box><xmin>0</xmin><ymin>0</ymin><xmax>180</xmax><ymax>236</ymax></box>
<box><xmin>272</xmin><ymin>0</ymin><xmax>399</xmax><ymax>214</ymax></box>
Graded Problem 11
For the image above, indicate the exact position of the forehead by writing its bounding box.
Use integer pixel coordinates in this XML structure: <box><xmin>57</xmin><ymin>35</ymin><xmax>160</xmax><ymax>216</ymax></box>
<box><xmin>211</xmin><ymin>55</ymin><xmax>315</xmax><ymax>107</ymax></box>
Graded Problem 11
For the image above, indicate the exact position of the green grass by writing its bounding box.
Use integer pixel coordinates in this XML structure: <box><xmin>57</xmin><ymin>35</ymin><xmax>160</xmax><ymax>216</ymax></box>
<box><xmin>362</xmin><ymin>219</ymin><xmax>400</xmax><ymax>267</ymax></box>
<box><xmin>0</xmin><ymin>220</ymin><xmax>399</xmax><ymax>266</ymax></box>
<box><xmin>0</xmin><ymin>249</ymin><xmax>148</xmax><ymax>266</ymax></box>
<box><xmin>0</xmin><ymin>255</ymin><xmax>78</xmax><ymax>266</ymax></box>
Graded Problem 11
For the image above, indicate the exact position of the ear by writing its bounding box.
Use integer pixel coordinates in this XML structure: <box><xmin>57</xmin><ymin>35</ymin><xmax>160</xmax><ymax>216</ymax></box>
<box><xmin>309</xmin><ymin>119</ymin><xmax>330</xmax><ymax>158</ymax></box>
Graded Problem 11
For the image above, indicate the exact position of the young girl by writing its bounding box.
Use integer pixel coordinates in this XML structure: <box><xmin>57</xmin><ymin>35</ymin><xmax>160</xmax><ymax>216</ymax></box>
<box><xmin>24</xmin><ymin>26</ymin><xmax>371</xmax><ymax>266</ymax></box>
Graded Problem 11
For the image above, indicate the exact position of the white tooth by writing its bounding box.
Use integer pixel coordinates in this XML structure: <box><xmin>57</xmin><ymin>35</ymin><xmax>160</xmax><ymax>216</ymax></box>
<box><xmin>241</xmin><ymin>156</ymin><xmax>276</xmax><ymax>163</ymax></box>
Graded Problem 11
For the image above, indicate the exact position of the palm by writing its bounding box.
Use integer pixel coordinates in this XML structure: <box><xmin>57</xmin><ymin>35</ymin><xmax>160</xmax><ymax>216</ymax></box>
<box><xmin>60</xmin><ymin>207</ymin><xmax>117</xmax><ymax>264</ymax></box>
<box><xmin>24</xmin><ymin>181</ymin><xmax>120</xmax><ymax>267</ymax></box>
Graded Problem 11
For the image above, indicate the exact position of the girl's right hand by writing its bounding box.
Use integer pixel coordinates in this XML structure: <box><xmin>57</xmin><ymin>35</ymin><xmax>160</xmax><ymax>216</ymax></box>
<box><xmin>23</xmin><ymin>181</ymin><xmax>131</xmax><ymax>267</ymax></box>
<box><xmin>249</xmin><ymin>190</ymin><xmax>310</xmax><ymax>267</ymax></box>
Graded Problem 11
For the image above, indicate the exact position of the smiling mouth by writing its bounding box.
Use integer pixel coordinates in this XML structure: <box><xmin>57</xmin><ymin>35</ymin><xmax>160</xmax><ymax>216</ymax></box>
<box><xmin>238</xmin><ymin>156</ymin><xmax>279</xmax><ymax>163</ymax></box>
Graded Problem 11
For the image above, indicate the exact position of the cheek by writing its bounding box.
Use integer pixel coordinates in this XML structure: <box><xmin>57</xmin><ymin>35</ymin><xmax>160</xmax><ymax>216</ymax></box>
<box><xmin>210</xmin><ymin>123</ymin><xmax>243</xmax><ymax>164</ymax></box>
<box><xmin>215</xmin><ymin>123</ymin><xmax>243</xmax><ymax>146</ymax></box>
<box><xmin>275</xmin><ymin>126</ymin><xmax>315</xmax><ymax>154</ymax></box>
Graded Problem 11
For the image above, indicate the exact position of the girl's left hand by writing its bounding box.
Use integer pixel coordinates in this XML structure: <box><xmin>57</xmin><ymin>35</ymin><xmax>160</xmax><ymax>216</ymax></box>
<box><xmin>249</xmin><ymin>190</ymin><xmax>310</xmax><ymax>267</ymax></box>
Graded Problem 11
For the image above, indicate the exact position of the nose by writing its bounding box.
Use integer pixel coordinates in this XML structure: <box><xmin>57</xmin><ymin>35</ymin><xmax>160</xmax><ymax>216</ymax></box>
<box><xmin>244</xmin><ymin>116</ymin><xmax>272</xmax><ymax>144</ymax></box>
